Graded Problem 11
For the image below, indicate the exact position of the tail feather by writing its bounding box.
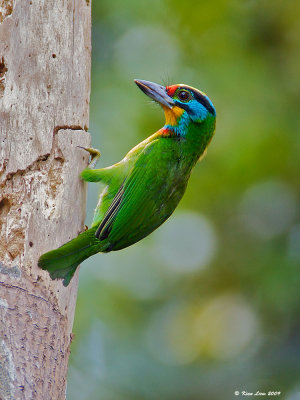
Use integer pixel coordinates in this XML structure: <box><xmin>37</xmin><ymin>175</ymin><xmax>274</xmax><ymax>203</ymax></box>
<box><xmin>38</xmin><ymin>226</ymin><xmax>99</xmax><ymax>286</ymax></box>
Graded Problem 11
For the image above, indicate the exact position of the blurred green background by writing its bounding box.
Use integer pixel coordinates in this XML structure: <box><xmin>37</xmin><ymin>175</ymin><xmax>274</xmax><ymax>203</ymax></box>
<box><xmin>67</xmin><ymin>0</ymin><xmax>300</xmax><ymax>399</ymax></box>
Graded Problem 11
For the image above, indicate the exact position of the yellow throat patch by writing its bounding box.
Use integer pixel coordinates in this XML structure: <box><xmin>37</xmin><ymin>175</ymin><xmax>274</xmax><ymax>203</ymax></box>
<box><xmin>163</xmin><ymin>106</ymin><xmax>184</xmax><ymax>126</ymax></box>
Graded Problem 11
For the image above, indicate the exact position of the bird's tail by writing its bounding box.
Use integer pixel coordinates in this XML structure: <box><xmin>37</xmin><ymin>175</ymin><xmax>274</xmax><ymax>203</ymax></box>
<box><xmin>38</xmin><ymin>226</ymin><xmax>99</xmax><ymax>286</ymax></box>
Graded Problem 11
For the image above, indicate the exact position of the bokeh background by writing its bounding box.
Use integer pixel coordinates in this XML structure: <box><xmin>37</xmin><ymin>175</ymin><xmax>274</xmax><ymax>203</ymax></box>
<box><xmin>67</xmin><ymin>1</ymin><xmax>300</xmax><ymax>399</ymax></box>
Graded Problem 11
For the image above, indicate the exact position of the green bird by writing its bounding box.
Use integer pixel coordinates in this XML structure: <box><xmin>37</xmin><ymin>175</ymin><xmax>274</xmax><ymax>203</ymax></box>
<box><xmin>38</xmin><ymin>79</ymin><xmax>216</xmax><ymax>286</ymax></box>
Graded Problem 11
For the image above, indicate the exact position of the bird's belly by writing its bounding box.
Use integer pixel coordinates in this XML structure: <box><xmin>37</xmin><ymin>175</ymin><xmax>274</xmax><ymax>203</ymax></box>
<box><xmin>111</xmin><ymin>176</ymin><xmax>187</xmax><ymax>251</ymax></box>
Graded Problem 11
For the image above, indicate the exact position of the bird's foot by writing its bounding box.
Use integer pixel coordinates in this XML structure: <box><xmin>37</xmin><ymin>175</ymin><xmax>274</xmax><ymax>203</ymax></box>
<box><xmin>77</xmin><ymin>146</ymin><xmax>101</xmax><ymax>169</ymax></box>
<box><xmin>79</xmin><ymin>224</ymin><xmax>89</xmax><ymax>234</ymax></box>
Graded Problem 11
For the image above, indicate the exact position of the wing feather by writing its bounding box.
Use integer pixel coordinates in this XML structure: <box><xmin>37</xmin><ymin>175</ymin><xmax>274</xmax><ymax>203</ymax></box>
<box><xmin>94</xmin><ymin>139</ymin><xmax>185</xmax><ymax>250</ymax></box>
<box><xmin>95</xmin><ymin>181</ymin><xmax>125</xmax><ymax>240</ymax></box>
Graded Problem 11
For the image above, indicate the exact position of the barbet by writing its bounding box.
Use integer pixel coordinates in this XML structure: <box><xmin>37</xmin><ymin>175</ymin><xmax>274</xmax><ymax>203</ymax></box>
<box><xmin>38</xmin><ymin>79</ymin><xmax>216</xmax><ymax>286</ymax></box>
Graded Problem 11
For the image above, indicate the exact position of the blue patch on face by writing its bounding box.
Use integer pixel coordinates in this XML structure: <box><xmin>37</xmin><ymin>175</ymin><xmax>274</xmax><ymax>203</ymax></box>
<box><xmin>165</xmin><ymin>111</ymin><xmax>190</xmax><ymax>137</ymax></box>
<box><xmin>164</xmin><ymin>90</ymin><xmax>216</xmax><ymax>137</ymax></box>
<box><xmin>185</xmin><ymin>100</ymin><xmax>209</xmax><ymax>122</ymax></box>
<box><xmin>174</xmin><ymin>88</ymin><xmax>216</xmax><ymax>120</ymax></box>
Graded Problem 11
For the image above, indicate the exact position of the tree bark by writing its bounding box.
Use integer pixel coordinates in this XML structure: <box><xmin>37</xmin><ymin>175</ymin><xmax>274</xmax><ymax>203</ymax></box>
<box><xmin>0</xmin><ymin>1</ymin><xmax>91</xmax><ymax>399</ymax></box>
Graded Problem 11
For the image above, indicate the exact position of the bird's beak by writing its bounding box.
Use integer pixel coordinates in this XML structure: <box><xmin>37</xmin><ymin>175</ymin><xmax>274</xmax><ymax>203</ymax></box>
<box><xmin>134</xmin><ymin>79</ymin><xmax>175</xmax><ymax>109</ymax></box>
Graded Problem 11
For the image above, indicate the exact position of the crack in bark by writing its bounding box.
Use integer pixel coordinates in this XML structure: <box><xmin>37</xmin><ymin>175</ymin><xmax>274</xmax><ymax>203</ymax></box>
<box><xmin>0</xmin><ymin>126</ymin><xmax>76</xmax><ymax>262</ymax></box>
<box><xmin>0</xmin><ymin>282</ymin><xmax>49</xmax><ymax>304</ymax></box>
<box><xmin>0</xmin><ymin>125</ymin><xmax>86</xmax><ymax>186</ymax></box>
<box><xmin>0</xmin><ymin>124</ymin><xmax>90</xmax><ymax>268</ymax></box>
<box><xmin>0</xmin><ymin>56</ymin><xmax>8</xmax><ymax>96</ymax></box>
<box><xmin>53</xmin><ymin>124</ymin><xmax>87</xmax><ymax>136</ymax></box>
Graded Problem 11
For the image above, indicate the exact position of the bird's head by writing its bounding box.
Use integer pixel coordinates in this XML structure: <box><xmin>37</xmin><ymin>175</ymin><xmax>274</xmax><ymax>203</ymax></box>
<box><xmin>134</xmin><ymin>79</ymin><xmax>216</xmax><ymax>137</ymax></box>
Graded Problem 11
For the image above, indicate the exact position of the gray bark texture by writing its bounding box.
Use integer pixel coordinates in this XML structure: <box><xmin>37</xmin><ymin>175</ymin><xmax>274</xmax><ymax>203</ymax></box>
<box><xmin>0</xmin><ymin>0</ymin><xmax>91</xmax><ymax>399</ymax></box>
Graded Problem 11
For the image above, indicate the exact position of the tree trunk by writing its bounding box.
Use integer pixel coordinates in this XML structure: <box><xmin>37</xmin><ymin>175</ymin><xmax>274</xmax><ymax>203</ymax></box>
<box><xmin>0</xmin><ymin>1</ymin><xmax>91</xmax><ymax>399</ymax></box>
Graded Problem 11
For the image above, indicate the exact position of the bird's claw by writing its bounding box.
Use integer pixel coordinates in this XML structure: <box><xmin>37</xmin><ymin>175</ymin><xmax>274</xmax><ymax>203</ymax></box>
<box><xmin>77</xmin><ymin>146</ymin><xmax>101</xmax><ymax>169</ymax></box>
<box><xmin>79</xmin><ymin>224</ymin><xmax>89</xmax><ymax>234</ymax></box>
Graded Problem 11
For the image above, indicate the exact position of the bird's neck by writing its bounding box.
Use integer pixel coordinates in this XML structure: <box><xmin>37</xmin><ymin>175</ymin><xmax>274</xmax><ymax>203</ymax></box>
<box><xmin>161</xmin><ymin>109</ymin><xmax>216</xmax><ymax>161</ymax></box>
<box><xmin>184</xmin><ymin>116</ymin><xmax>216</xmax><ymax>159</ymax></box>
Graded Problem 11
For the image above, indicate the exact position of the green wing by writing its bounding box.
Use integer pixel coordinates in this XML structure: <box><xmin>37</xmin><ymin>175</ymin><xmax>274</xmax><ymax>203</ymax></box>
<box><xmin>96</xmin><ymin>139</ymin><xmax>186</xmax><ymax>251</ymax></box>
<box><xmin>82</xmin><ymin>161</ymin><xmax>129</xmax><ymax>229</ymax></box>
<box><xmin>95</xmin><ymin>180</ymin><xmax>125</xmax><ymax>240</ymax></box>
<box><xmin>81</xmin><ymin>162</ymin><xmax>127</xmax><ymax>185</ymax></box>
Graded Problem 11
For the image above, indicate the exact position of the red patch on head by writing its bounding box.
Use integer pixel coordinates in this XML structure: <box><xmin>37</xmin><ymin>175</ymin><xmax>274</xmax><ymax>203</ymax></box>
<box><xmin>166</xmin><ymin>85</ymin><xmax>178</xmax><ymax>97</ymax></box>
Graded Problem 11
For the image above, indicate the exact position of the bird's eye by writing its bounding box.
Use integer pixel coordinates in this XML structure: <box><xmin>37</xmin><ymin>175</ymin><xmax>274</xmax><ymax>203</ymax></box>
<box><xmin>177</xmin><ymin>89</ymin><xmax>192</xmax><ymax>102</ymax></box>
